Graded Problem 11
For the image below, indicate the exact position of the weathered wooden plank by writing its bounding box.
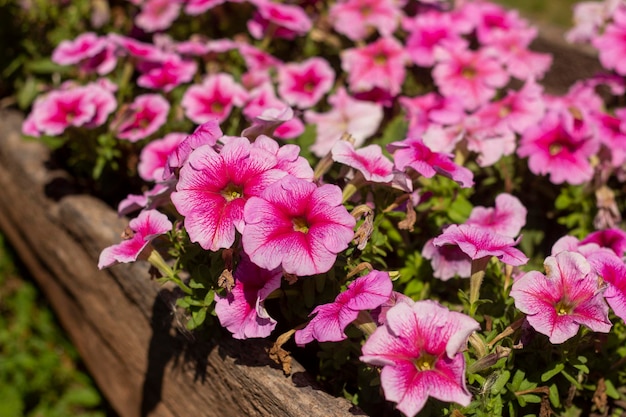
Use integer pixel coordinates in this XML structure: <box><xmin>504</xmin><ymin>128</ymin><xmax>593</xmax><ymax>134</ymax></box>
<box><xmin>0</xmin><ymin>110</ymin><xmax>357</xmax><ymax>417</ymax></box>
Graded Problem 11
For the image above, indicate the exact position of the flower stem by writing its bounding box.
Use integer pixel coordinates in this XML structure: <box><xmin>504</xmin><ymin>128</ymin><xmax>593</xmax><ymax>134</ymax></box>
<box><xmin>147</xmin><ymin>250</ymin><xmax>193</xmax><ymax>295</ymax></box>
<box><xmin>469</xmin><ymin>257</ymin><xmax>490</xmax><ymax>317</ymax></box>
<box><xmin>353</xmin><ymin>310</ymin><xmax>378</xmax><ymax>337</ymax></box>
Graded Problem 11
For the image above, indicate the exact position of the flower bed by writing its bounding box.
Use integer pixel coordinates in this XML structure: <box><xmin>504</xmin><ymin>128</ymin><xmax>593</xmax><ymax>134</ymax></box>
<box><xmin>0</xmin><ymin>110</ymin><xmax>355</xmax><ymax>417</ymax></box>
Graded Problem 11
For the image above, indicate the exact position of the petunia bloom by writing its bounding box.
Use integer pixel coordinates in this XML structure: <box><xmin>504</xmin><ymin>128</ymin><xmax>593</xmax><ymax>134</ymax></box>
<box><xmin>329</xmin><ymin>0</ymin><xmax>401</xmax><ymax>41</ymax></box>
<box><xmin>331</xmin><ymin>141</ymin><xmax>394</xmax><ymax>183</ymax></box>
<box><xmin>294</xmin><ymin>270</ymin><xmax>393</xmax><ymax>345</ymax></box>
<box><xmin>510</xmin><ymin>251</ymin><xmax>611</xmax><ymax>344</ymax></box>
<box><xmin>242</xmin><ymin>175</ymin><xmax>355</xmax><ymax>276</ymax></box>
<box><xmin>587</xmin><ymin>251</ymin><xmax>626</xmax><ymax>323</ymax></box>
<box><xmin>277</xmin><ymin>57</ymin><xmax>335</xmax><ymax>109</ymax></box>
<box><xmin>181</xmin><ymin>73</ymin><xmax>248</xmax><ymax>124</ymax></box>
<box><xmin>114</xmin><ymin>94</ymin><xmax>170</xmax><ymax>142</ymax></box>
<box><xmin>98</xmin><ymin>210</ymin><xmax>172</xmax><ymax>269</ymax></box>
<box><xmin>422</xmin><ymin>238</ymin><xmax>472</xmax><ymax>281</ymax></box>
<box><xmin>214</xmin><ymin>254</ymin><xmax>282</xmax><ymax>339</ymax></box>
<box><xmin>360</xmin><ymin>300</ymin><xmax>479</xmax><ymax>417</ymax></box>
<box><xmin>171</xmin><ymin>136</ymin><xmax>285</xmax><ymax>251</ymax></box>
<box><xmin>135</xmin><ymin>0</ymin><xmax>181</xmax><ymax>32</ymax></box>
<box><xmin>466</xmin><ymin>193</ymin><xmax>527</xmax><ymax>238</ymax></box>
<box><xmin>138</xmin><ymin>132</ymin><xmax>188</xmax><ymax>182</ymax></box>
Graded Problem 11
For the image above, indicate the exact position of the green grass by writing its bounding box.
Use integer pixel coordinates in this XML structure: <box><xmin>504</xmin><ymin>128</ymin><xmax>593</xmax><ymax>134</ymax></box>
<box><xmin>0</xmin><ymin>233</ymin><xmax>110</xmax><ymax>417</ymax></box>
<box><xmin>493</xmin><ymin>0</ymin><xmax>581</xmax><ymax>28</ymax></box>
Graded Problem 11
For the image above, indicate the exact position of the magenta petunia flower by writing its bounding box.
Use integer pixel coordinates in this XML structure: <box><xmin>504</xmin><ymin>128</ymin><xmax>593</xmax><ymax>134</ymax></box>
<box><xmin>114</xmin><ymin>94</ymin><xmax>170</xmax><ymax>142</ymax></box>
<box><xmin>108</xmin><ymin>34</ymin><xmax>167</xmax><ymax>62</ymax></box>
<box><xmin>592</xmin><ymin>4</ymin><xmax>626</xmax><ymax>75</ymax></box>
<box><xmin>294</xmin><ymin>270</ymin><xmax>393</xmax><ymax>345</ymax></box>
<box><xmin>171</xmin><ymin>136</ymin><xmax>285</xmax><ymax>251</ymax></box>
<box><xmin>98</xmin><ymin>209</ymin><xmax>172</xmax><ymax>269</ymax></box>
<box><xmin>277</xmin><ymin>57</ymin><xmax>335</xmax><ymax>109</ymax></box>
<box><xmin>305</xmin><ymin>87</ymin><xmax>383</xmax><ymax>157</ymax></box>
<box><xmin>432</xmin><ymin>224</ymin><xmax>528</xmax><ymax>266</ymax></box>
<box><xmin>341</xmin><ymin>37</ymin><xmax>407</xmax><ymax>97</ymax></box>
<box><xmin>249</xmin><ymin>135</ymin><xmax>314</xmax><ymax>181</ymax></box>
<box><xmin>247</xmin><ymin>0</ymin><xmax>312</xmax><ymax>40</ymax></box>
<box><xmin>135</xmin><ymin>0</ymin><xmax>181</xmax><ymax>32</ymax></box>
<box><xmin>466</xmin><ymin>193</ymin><xmax>527</xmax><ymax>238</ymax></box>
<box><xmin>510</xmin><ymin>251</ymin><xmax>611</xmax><ymax>344</ymax></box>
<box><xmin>52</xmin><ymin>32</ymin><xmax>117</xmax><ymax>75</ymax></box>
<box><xmin>329</xmin><ymin>0</ymin><xmax>401</xmax><ymax>41</ymax></box>
<box><xmin>331</xmin><ymin>141</ymin><xmax>394</xmax><ymax>183</ymax></box>
<box><xmin>422</xmin><ymin>238</ymin><xmax>472</xmax><ymax>281</ymax></box>
<box><xmin>242</xmin><ymin>175</ymin><xmax>356</xmax><ymax>276</ymax></box>
<box><xmin>517</xmin><ymin>109</ymin><xmax>599</xmax><ymax>185</ymax></box>
<box><xmin>181</xmin><ymin>73</ymin><xmax>248</xmax><ymax>124</ymax></box>
<box><xmin>360</xmin><ymin>300</ymin><xmax>479</xmax><ymax>417</ymax></box>
<box><xmin>587</xmin><ymin>251</ymin><xmax>626</xmax><ymax>322</ymax></box>
<box><xmin>137</xmin><ymin>54</ymin><xmax>197</xmax><ymax>92</ymax></box>
<box><xmin>399</xmin><ymin>92</ymin><xmax>465</xmax><ymax>138</ymax></box>
<box><xmin>389</xmin><ymin>137</ymin><xmax>474</xmax><ymax>188</ymax></box>
<box><xmin>214</xmin><ymin>254</ymin><xmax>282</xmax><ymax>339</ymax></box>
<box><xmin>138</xmin><ymin>132</ymin><xmax>188</xmax><ymax>182</ymax></box>
<box><xmin>581</xmin><ymin>228</ymin><xmax>626</xmax><ymax>258</ymax></box>
<box><xmin>432</xmin><ymin>43</ymin><xmax>509</xmax><ymax>111</ymax></box>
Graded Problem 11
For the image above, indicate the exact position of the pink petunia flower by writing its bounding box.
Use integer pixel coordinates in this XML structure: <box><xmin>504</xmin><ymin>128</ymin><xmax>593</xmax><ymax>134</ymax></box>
<box><xmin>171</xmin><ymin>136</ymin><xmax>285</xmax><ymax>251</ymax></box>
<box><xmin>517</xmin><ymin>109</ymin><xmax>599</xmax><ymax>185</ymax></box>
<box><xmin>341</xmin><ymin>37</ymin><xmax>408</xmax><ymax>97</ymax></box>
<box><xmin>242</xmin><ymin>175</ymin><xmax>356</xmax><ymax>276</ymax></box>
<box><xmin>581</xmin><ymin>228</ymin><xmax>626</xmax><ymax>258</ymax></box>
<box><xmin>432</xmin><ymin>43</ymin><xmax>509</xmax><ymax>111</ymax></box>
<box><xmin>184</xmin><ymin>0</ymin><xmax>228</xmax><ymax>15</ymax></box>
<box><xmin>399</xmin><ymin>92</ymin><xmax>465</xmax><ymax>138</ymax></box>
<box><xmin>108</xmin><ymin>34</ymin><xmax>167</xmax><ymax>62</ymax></box>
<box><xmin>592</xmin><ymin>4</ymin><xmax>626</xmax><ymax>75</ymax></box>
<box><xmin>276</xmin><ymin>57</ymin><xmax>335</xmax><ymax>109</ymax></box>
<box><xmin>486</xmin><ymin>27</ymin><xmax>552</xmax><ymax>80</ymax></box>
<box><xmin>388</xmin><ymin>137</ymin><xmax>474</xmax><ymax>188</ymax></box>
<box><xmin>360</xmin><ymin>300</ymin><xmax>479</xmax><ymax>417</ymax></box>
<box><xmin>117</xmin><ymin>183</ymin><xmax>173</xmax><ymax>216</ymax></box>
<box><xmin>510</xmin><ymin>251</ymin><xmax>611</xmax><ymax>344</ymax></box>
<box><xmin>331</xmin><ymin>141</ymin><xmax>394</xmax><ymax>183</ymax></box>
<box><xmin>98</xmin><ymin>209</ymin><xmax>172</xmax><ymax>269</ymax></box>
<box><xmin>432</xmin><ymin>224</ymin><xmax>528</xmax><ymax>267</ymax></box>
<box><xmin>422</xmin><ymin>238</ymin><xmax>472</xmax><ymax>281</ymax></box>
<box><xmin>137</xmin><ymin>54</ymin><xmax>197</xmax><ymax>92</ymax></box>
<box><xmin>466</xmin><ymin>193</ymin><xmax>527</xmax><ymax>238</ymax></box>
<box><xmin>114</xmin><ymin>94</ymin><xmax>170</xmax><ymax>142</ymax></box>
<box><xmin>214</xmin><ymin>254</ymin><xmax>282</xmax><ymax>339</ymax></box>
<box><xmin>249</xmin><ymin>135</ymin><xmax>314</xmax><ymax>180</ymax></box>
<box><xmin>181</xmin><ymin>73</ymin><xmax>248</xmax><ymax>124</ymax></box>
<box><xmin>247</xmin><ymin>0</ymin><xmax>312</xmax><ymax>40</ymax></box>
<box><xmin>165</xmin><ymin>120</ymin><xmax>223</xmax><ymax>176</ymax></box>
<box><xmin>135</xmin><ymin>0</ymin><xmax>182</xmax><ymax>32</ymax></box>
<box><xmin>587</xmin><ymin>251</ymin><xmax>626</xmax><ymax>322</ymax></box>
<box><xmin>329</xmin><ymin>0</ymin><xmax>401</xmax><ymax>41</ymax></box>
<box><xmin>305</xmin><ymin>87</ymin><xmax>383</xmax><ymax>157</ymax></box>
<box><xmin>138</xmin><ymin>132</ymin><xmax>188</xmax><ymax>182</ymax></box>
<box><xmin>294</xmin><ymin>270</ymin><xmax>393</xmax><ymax>345</ymax></box>
<box><xmin>52</xmin><ymin>32</ymin><xmax>117</xmax><ymax>75</ymax></box>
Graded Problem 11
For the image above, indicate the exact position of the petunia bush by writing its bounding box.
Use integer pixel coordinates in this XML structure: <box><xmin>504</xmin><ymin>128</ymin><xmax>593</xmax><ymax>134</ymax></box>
<box><xmin>19</xmin><ymin>0</ymin><xmax>626</xmax><ymax>415</ymax></box>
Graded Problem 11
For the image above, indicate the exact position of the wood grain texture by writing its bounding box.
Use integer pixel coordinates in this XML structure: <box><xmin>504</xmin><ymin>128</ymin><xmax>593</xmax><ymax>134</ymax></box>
<box><xmin>0</xmin><ymin>110</ymin><xmax>358</xmax><ymax>417</ymax></box>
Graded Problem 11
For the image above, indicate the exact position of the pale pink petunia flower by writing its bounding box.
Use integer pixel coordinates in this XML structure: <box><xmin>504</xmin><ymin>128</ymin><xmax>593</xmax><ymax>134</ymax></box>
<box><xmin>98</xmin><ymin>209</ymin><xmax>172</xmax><ymax>269</ymax></box>
<box><xmin>517</xmin><ymin>109</ymin><xmax>599</xmax><ymax>185</ymax></box>
<box><xmin>114</xmin><ymin>94</ymin><xmax>170</xmax><ymax>142</ymax></box>
<box><xmin>171</xmin><ymin>136</ymin><xmax>285</xmax><ymax>251</ymax></box>
<box><xmin>181</xmin><ymin>73</ymin><xmax>248</xmax><ymax>124</ymax></box>
<box><xmin>295</xmin><ymin>270</ymin><xmax>393</xmax><ymax>345</ymax></box>
<box><xmin>305</xmin><ymin>87</ymin><xmax>383</xmax><ymax>157</ymax></box>
<box><xmin>165</xmin><ymin>120</ymin><xmax>223</xmax><ymax>176</ymax></box>
<box><xmin>432</xmin><ymin>43</ymin><xmax>509</xmax><ymax>111</ymax></box>
<box><xmin>135</xmin><ymin>0</ymin><xmax>182</xmax><ymax>32</ymax></box>
<box><xmin>459</xmin><ymin>1</ymin><xmax>528</xmax><ymax>45</ymax></box>
<box><xmin>422</xmin><ymin>238</ymin><xmax>472</xmax><ymax>281</ymax></box>
<box><xmin>389</xmin><ymin>137</ymin><xmax>474</xmax><ymax>188</ymax></box>
<box><xmin>242</xmin><ymin>175</ymin><xmax>356</xmax><ymax>276</ymax></box>
<box><xmin>341</xmin><ymin>37</ymin><xmax>408</xmax><ymax>97</ymax></box>
<box><xmin>184</xmin><ymin>0</ymin><xmax>228</xmax><ymax>15</ymax></box>
<box><xmin>332</xmin><ymin>141</ymin><xmax>394</xmax><ymax>183</ymax></box>
<box><xmin>399</xmin><ymin>92</ymin><xmax>465</xmax><ymax>138</ymax></box>
<box><xmin>214</xmin><ymin>254</ymin><xmax>282</xmax><ymax>339</ymax></box>
<box><xmin>360</xmin><ymin>300</ymin><xmax>479</xmax><ymax>417</ymax></box>
<box><xmin>459</xmin><ymin>114</ymin><xmax>517</xmax><ymax>167</ymax></box>
<box><xmin>117</xmin><ymin>183</ymin><xmax>174</xmax><ymax>216</ymax></box>
<box><xmin>329</xmin><ymin>0</ymin><xmax>401</xmax><ymax>41</ymax></box>
<box><xmin>137</xmin><ymin>54</ymin><xmax>197</xmax><ymax>92</ymax></box>
<box><xmin>250</xmin><ymin>135</ymin><xmax>314</xmax><ymax>181</ymax></box>
<box><xmin>466</xmin><ymin>193</ymin><xmax>527</xmax><ymax>238</ymax></box>
<box><xmin>510</xmin><ymin>251</ymin><xmax>611</xmax><ymax>344</ymax></box>
<box><xmin>247</xmin><ymin>0</ymin><xmax>312</xmax><ymax>40</ymax></box>
<box><xmin>242</xmin><ymin>106</ymin><xmax>304</xmax><ymax>140</ymax></box>
<box><xmin>277</xmin><ymin>57</ymin><xmax>335</xmax><ymax>109</ymax></box>
<box><xmin>432</xmin><ymin>224</ymin><xmax>528</xmax><ymax>266</ymax></box>
<box><xmin>138</xmin><ymin>132</ymin><xmax>188</xmax><ymax>182</ymax></box>
<box><xmin>486</xmin><ymin>27</ymin><xmax>552</xmax><ymax>81</ymax></box>
<box><xmin>566</xmin><ymin>0</ymin><xmax>620</xmax><ymax>43</ymax></box>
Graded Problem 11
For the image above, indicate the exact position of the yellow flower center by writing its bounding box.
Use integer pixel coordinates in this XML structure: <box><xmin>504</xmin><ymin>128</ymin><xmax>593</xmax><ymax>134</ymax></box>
<box><xmin>414</xmin><ymin>353</ymin><xmax>436</xmax><ymax>372</ymax></box>
<box><xmin>221</xmin><ymin>183</ymin><xmax>243</xmax><ymax>201</ymax></box>
<box><xmin>555</xmin><ymin>300</ymin><xmax>572</xmax><ymax>316</ymax></box>
<box><xmin>292</xmin><ymin>217</ymin><xmax>310</xmax><ymax>233</ymax></box>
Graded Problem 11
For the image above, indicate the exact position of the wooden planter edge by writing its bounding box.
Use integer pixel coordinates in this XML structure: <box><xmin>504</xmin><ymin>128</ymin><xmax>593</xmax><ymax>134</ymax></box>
<box><xmin>0</xmin><ymin>110</ymin><xmax>357</xmax><ymax>417</ymax></box>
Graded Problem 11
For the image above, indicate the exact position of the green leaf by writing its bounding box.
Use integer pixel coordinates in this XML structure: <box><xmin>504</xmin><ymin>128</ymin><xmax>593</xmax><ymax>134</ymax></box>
<box><xmin>377</xmin><ymin>114</ymin><xmax>408</xmax><ymax>149</ymax></box>
<box><xmin>0</xmin><ymin>385</ymin><xmax>24</xmax><ymax>417</ymax></box>
<box><xmin>520</xmin><ymin>393</ymin><xmax>542</xmax><ymax>404</ymax></box>
<box><xmin>549</xmin><ymin>383</ymin><xmax>561</xmax><ymax>408</ymax></box>
<box><xmin>509</xmin><ymin>369</ymin><xmax>526</xmax><ymax>391</ymax></box>
<box><xmin>604</xmin><ymin>379</ymin><xmax>620</xmax><ymax>400</ymax></box>
<box><xmin>561</xmin><ymin>370</ymin><xmax>582</xmax><ymax>390</ymax></box>
<box><xmin>490</xmin><ymin>370</ymin><xmax>511</xmax><ymax>396</ymax></box>
<box><xmin>62</xmin><ymin>386</ymin><xmax>102</xmax><ymax>407</ymax></box>
<box><xmin>541</xmin><ymin>363</ymin><xmax>565</xmax><ymax>382</ymax></box>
